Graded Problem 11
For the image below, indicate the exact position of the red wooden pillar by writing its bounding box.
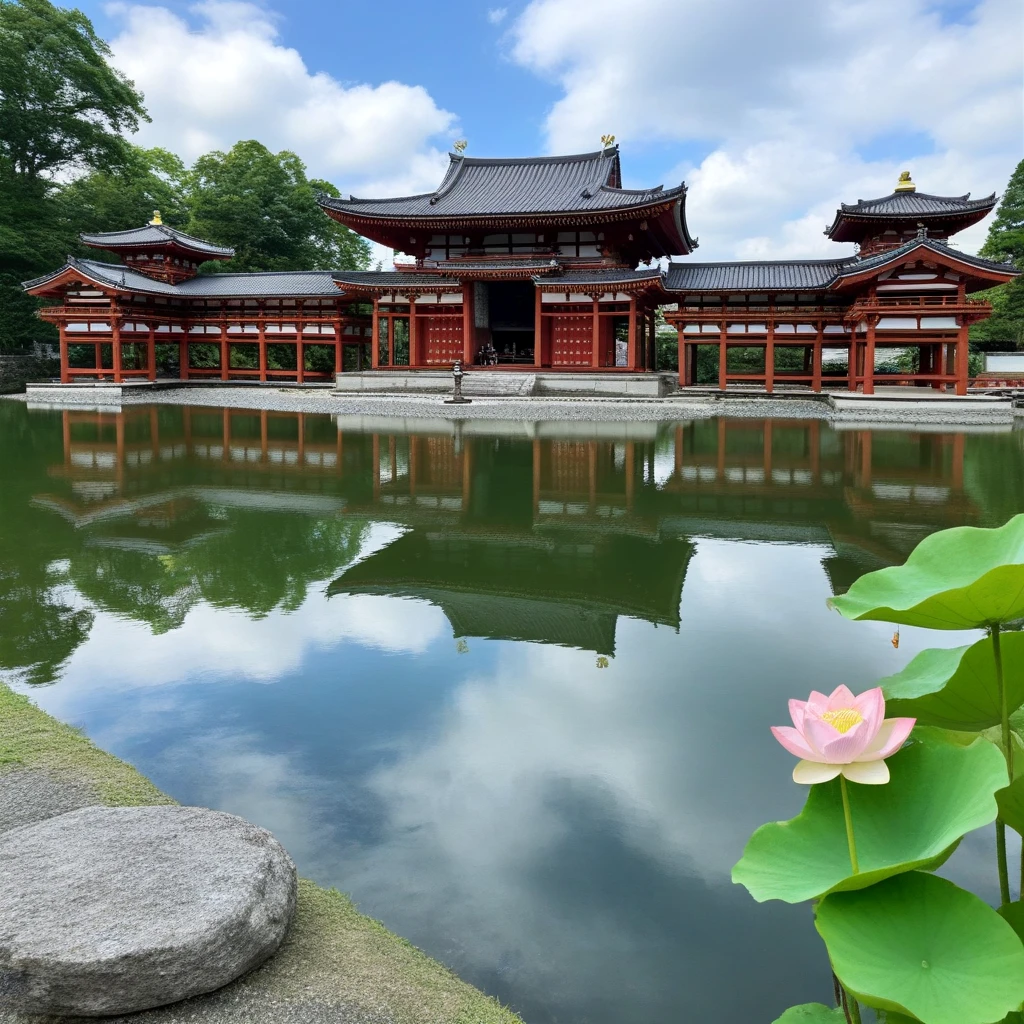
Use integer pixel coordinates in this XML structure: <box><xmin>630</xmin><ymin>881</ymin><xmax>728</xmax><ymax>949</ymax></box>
<box><xmin>628</xmin><ymin>297</ymin><xmax>638</xmax><ymax>371</ymax></box>
<box><xmin>334</xmin><ymin>318</ymin><xmax>343</xmax><ymax>375</ymax></box>
<box><xmin>955</xmin><ymin>321</ymin><xmax>969</xmax><ymax>396</ymax></box>
<box><xmin>765</xmin><ymin>321</ymin><xmax>775</xmax><ymax>394</ymax></box>
<box><xmin>220</xmin><ymin>323</ymin><xmax>229</xmax><ymax>381</ymax></box>
<box><xmin>863</xmin><ymin>319</ymin><xmax>876</xmax><ymax>395</ymax></box>
<box><xmin>462</xmin><ymin>283</ymin><xmax>475</xmax><ymax>365</ymax></box>
<box><xmin>718</xmin><ymin>323</ymin><xmax>727</xmax><ymax>391</ymax></box>
<box><xmin>678</xmin><ymin>328</ymin><xmax>686</xmax><ymax>388</ymax></box>
<box><xmin>812</xmin><ymin>323</ymin><xmax>823</xmax><ymax>392</ymax></box>
<box><xmin>591</xmin><ymin>295</ymin><xmax>601</xmax><ymax>368</ymax></box>
<box><xmin>147</xmin><ymin>325</ymin><xmax>157</xmax><ymax>381</ymax></box>
<box><xmin>371</xmin><ymin>298</ymin><xmax>381</xmax><ymax>369</ymax></box>
<box><xmin>59</xmin><ymin>325</ymin><xmax>69</xmax><ymax>383</ymax></box>
<box><xmin>409</xmin><ymin>296</ymin><xmax>419</xmax><ymax>367</ymax></box>
<box><xmin>297</xmin><ymin>334</ymin><xmax>305</xmax><ymax>384</ymax></box>
<box><xmin>179</xmin><ymin>330</ymin><xmax>189</xmax><ymax>381</ymax></box>
<box><xmin>112</xmin><ymin>317</ymin><xmax>123</xmax><ymax>384</ymax></box>
<box><xmin>534</xmin><ymin>286</ymin><xmax>542</xmax><ymax>368</ymax></box>
<box><xmin>258</xmin><ymin>319</ymin><xmax>267</xmax><ymax>382</ymax></box>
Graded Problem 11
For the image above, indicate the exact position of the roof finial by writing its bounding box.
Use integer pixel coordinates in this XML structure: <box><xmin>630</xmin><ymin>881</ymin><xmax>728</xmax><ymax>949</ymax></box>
<box><xmin>895</xmin><ymin>170</ymin><xmax>916</xmax><ymax>193</ymax></box>
<box><xmin>601</xmin><ymin>134</ymin><xmax>616</xmax><ymax>149</ymax></box>
<box><xmin>149</xmin><ymin>210</ymin><xmax>163</xmax><ymax>225</ymax></box>
<box><xmin>916</xmin><ymin>222</ymin><xmax>929</xmax><ymax>240</ymax></box>
<box><xmin>453</xmin><ymin>139</ymin><xmax>467</xmax><ymax>155</ymax></box>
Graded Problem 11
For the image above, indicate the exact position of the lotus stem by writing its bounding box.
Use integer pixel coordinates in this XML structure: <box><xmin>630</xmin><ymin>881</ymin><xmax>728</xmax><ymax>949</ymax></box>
<box><xmin>993</xmin><ymin>623</ymin><xmax>1012</xmax><ymax>907</ymax></box>
<box><xmin>839</xmin><ymin>775</ymin><xmax>859</xmax><ymax>874</ymax></box>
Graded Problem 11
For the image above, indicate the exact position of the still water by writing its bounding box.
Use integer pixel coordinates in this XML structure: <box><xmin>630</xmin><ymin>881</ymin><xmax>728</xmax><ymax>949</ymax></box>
<box><xmin>2</xmin><ymin>399</ymin><xmax>1023</xmax><ymax>1023</ymax></box>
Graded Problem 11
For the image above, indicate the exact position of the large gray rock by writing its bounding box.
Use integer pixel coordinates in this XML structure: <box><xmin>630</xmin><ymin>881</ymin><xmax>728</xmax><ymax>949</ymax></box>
<box><xmin>0</xmin><ymin>805</ymin><xmax>297</xmax><ymax>1016</ymax></box>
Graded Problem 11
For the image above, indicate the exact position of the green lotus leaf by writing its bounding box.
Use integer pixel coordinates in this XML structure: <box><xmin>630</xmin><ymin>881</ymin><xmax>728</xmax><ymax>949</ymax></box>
<box><xmin>999</xmin><ymin>901</ymin><xmax>1024</xmax><ymax>943</ymax></box>
<box><xmin>828</xmin><ymin>514</ymin><xmax>1024</xmax><ymax>629</ymax></box>
<box><xmin>773</xmin><ymin>1005</ymin><xmax>846</xmax><ymax>1023</ymax></box>
<box><xmin>732</xmin><ymin>730</ymin><xmax>1005</xmax><ymax>903</ymax></box>
<box><xmin>817</xmin><ymin>872</ymin><xmax>1024</xmax><ymax>1024</ymax></box>
<box><xmin>881</xmin><ymin>633</ymin><xmax>1024</xmax><ymax>731</ymax></box>
<box><xmin>997</xmin><ymin>776</ymin><xmax>1024</xmax><ymax>837</ymax></box>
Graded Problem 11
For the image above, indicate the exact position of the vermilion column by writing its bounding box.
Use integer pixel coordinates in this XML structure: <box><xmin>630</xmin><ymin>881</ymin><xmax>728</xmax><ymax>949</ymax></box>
<box><xmin>59</xmin><ymin>325</ymin><xmax>69</xmax><ymax>383</ymax></box>
<box><xmin>112</xmin><ymin>318</ymin><xmax>123</xmax><ymax>383</ymax></box>
<box><xmin>863</xmin><ymin>319</ymin><xmax>876</xmax><ymax>395</ymax></box>
<box><xmin>955</xmin><ymin>321</ymin><xmax>969</xmax><ymax>396</ymax></box>
<box><xmin>220</xmin><ymin>325</ymin><xmax>229</xmax><ymax>381</ymax></box>
<box><xmin>591</xmin><ymin>295</ymin><xmax>601</xmax><ymax>368</ymax></box>
<box><xmin>718</xmin><ymin>323</ymin><xmax>727</xmax><ymax>391</ymax></box>
<box><xmin>765</xmin><ymin>321</ymin><xmax>775</xmax><ymax>394</ymax></box>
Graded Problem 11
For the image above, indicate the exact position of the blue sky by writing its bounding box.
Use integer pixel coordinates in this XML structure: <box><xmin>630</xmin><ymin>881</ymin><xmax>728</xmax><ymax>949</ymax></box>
<box><xmin>80</xmin><ymin>0</ymin><xmax>1022</xmax><ymax>260</ymax></box>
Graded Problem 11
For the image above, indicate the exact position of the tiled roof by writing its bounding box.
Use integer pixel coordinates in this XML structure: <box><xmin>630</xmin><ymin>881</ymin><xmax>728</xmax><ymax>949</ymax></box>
<box><xmin>664</xmin><ymin>260</ymin><xmax>852</xmax><ymax>292</ymax></box>
<box><xmin>538</xmin><ymin>268</ymin><xmax>665</xmax><ymax>288</ymax></box>
<box><xmin>80</xmin><ymin>224</ymin><xmax>234</xmax><ymax>258</ymax></box>
<box><xmin>331</xmin><ymin>271</ymin><xmax>462</xmax><ymax>289</ymax></box>
<box><xmin>318</xmin><ymin>147</ymin><xmax>684</xmax><ymax>219</ymax></box>
<box><xmin>24</xmin><ymin>258</ymin><xmax>341</xmax><ymax>297</ymax></box>
<box><xmin>833</xmin><ymin>237</ymin><xmax>1019</xmax><ymax>279</ymax></box>
<box><xmin>837</xmin><ymin>191</ymin><xmax>996</xmax><ymax>218</ymax></box>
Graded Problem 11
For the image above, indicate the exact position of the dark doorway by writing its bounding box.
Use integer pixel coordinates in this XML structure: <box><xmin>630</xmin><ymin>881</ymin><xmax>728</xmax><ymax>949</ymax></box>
<box><xmin>486</xmin><ymin>281</ymin><xmax>534</xmax><ymax>365</ymax></box>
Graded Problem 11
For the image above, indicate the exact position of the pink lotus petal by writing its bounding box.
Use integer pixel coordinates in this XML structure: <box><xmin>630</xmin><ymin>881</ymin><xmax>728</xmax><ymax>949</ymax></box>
<box><xmin>793</xmin><ymin>760</ymin><xmax>843</xmax><ymax>785</ymax></box>
<box><xmin>806</xmin><ymin>691</ymin><xmax>831</xmax><ymax>715</ymax></box>
<box><xmin>855</xmin><ymin>718</ymin><xmax>916</xmax><ymax>762</ymax></box>
<box><xmin>771</xmin><ymin>725</ymin><xmax>816</xmax><ymax>760</ymax></box>
<box><xmin>815</xmin><ymin>720</ymin><xmax>873</xmax><ymax>763</ymax></box>
<box><xmin>841</xmin><ymin>759</ymin><xmax>890</xmax><ymax>785</ymax></box>
<box><xmin>852</xmin><ymin>687</ymin><xmax>885</xmax><ymax>745</ymax></box>
<box><xmin>788</xmin><ymin>699</ymin><xmax>807</xmax><ymax>731</ymax></box>
<box><xmin>826</xmin><ymin>685</ymin><xmax>857</xmax><ymax>710</ymax></box>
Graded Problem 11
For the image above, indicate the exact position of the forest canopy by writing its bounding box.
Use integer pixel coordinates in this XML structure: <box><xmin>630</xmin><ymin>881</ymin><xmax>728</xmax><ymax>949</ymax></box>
<box><xmin>0</xmin><ymin>0</ymin><xmax>370</xmax><ymax>350</ymax></box>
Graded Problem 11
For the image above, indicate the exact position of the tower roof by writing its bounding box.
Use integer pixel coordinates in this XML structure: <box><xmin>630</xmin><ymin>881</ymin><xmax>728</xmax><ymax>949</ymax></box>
<box><xmin>826</xmin><ymin>185</ymin><xmax>997</xmax><ymax>243</ymax></box>
<box><xmin>80</xmin><ymin>220</ymin><xmax>234</xmax><ymax>261</ymax></box>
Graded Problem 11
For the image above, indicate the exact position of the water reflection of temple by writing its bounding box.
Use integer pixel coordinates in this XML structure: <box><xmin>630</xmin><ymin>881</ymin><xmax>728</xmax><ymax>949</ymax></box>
<box><xmin>35</xmin><ymin>407</ymin><xmax>982</xmax><ymax>652</ymax></box>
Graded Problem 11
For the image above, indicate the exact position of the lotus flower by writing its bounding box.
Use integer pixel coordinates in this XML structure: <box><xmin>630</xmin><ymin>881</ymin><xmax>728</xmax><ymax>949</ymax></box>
<box><xmin>771</xmin><ymin>685</ymin><xmax>915</xmax><ymax>785</ymax></box>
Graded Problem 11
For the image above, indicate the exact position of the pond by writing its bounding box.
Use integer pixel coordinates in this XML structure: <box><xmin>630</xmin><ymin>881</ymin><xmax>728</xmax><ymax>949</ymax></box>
<box><xmin>2</xmin><ymin>398</ymin><xmax>1023</xmax><ymax>1023</ymax></box>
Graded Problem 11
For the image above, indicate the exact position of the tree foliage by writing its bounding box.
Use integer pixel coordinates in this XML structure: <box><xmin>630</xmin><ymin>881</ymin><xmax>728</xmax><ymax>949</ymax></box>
<box><xmin>0</xmin><ymin>0</ymin><xmax>147</xmax><ymax>181</ymax></box>
<box><xmin>186</xmin><ymin>140</ymin><xmax>369</xmax><ymax>273</ymax></box>
<box><xmin>971</xmin><ymin>159</ymin><xmax>1024</xmax><ymax>349</ymax></box>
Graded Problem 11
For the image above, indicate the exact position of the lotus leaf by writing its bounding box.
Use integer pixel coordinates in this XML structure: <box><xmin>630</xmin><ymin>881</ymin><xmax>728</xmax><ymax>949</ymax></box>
<box><xmin>880</xmin><ymin>634</ymin><xmax>1024</xmax><ymax>731</ymax></box>
<box><xmin>997</xmin><ymin>777</ymin><xmax>1024</xmax><ymax>837</ymax></box>
<box><xmin>733</xmin><ymin>730</ymin><xmax>1005</xmax><ymax>903</ymax></box>
<box><xmin>773</xmin><ymin>1005</ymin><xmax>846</xmax><ymax>1023</ymax></box>
<box><xmin>828</xmin><ymin>514</ymin><xmax>1024</xmax><ymax>629</ymax></box>
<box><xmin>998</xmin><ymin>900</ymin><xmax>1024</xmax><ymax>942</ymax></box>
<box><xmin>817</xmin><ymin>872</ymin><xmax>1024</xmax><ymax>1024</ymax></box>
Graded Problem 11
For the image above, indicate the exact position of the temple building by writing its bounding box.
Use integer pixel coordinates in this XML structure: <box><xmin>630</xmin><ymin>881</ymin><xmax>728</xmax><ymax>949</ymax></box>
<box><xmin>24</xmin><ymin>144</ymin><xmax>1019</xmax><ymax>394</ymax></box>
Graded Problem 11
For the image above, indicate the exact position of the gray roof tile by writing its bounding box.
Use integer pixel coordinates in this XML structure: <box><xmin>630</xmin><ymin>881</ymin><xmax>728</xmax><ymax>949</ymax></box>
<box><xmin>80</xmin><ymin>224</ymin><xmax>234</xmax><ymax>258</ymax></box>
<box><xmin>24</xmin><ymin>258</ymin><xmax>341</xmax><ymax>298</ymax></box>
<box><xmin>664</xmin><ymin>260</ymin><xmax>851</xmax><ymax>292</ymax></box>
<box><xmin>318</xmin><ymin>148</ymin><xmax>684</xmax><ymax>219</ymax></box>
<box><xmin>837</xmin><ymin>191</ymin><xmax>996</xmax><ymax>218</ymax></box>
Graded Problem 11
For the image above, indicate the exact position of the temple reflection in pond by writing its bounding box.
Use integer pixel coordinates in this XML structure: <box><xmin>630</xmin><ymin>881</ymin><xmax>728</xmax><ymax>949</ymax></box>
<box><xmin>29</xmin><ymin>404</ymin><xmax>987</xmax><ymax>658</ymax></box>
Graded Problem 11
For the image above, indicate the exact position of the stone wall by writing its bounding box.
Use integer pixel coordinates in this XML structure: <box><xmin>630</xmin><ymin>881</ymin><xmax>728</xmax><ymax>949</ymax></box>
<box><xmin>0</xmin><ymin>354</ymin><xmax>60</xmax><ymax>394</ymax></box>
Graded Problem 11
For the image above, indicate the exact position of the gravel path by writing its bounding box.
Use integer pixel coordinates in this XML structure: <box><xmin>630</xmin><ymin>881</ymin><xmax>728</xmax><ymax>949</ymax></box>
<box><xmin>101</xmin><ymin>384</ymin><xmax>833</xmax><ymax>423</ymax></box>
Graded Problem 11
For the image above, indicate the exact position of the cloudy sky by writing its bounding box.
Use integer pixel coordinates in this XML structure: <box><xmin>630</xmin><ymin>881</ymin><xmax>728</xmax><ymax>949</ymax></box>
<box><xmin>79</xmin><ymin>0</ymin><xmax>1023</xmax><ymax>261</ymax></box>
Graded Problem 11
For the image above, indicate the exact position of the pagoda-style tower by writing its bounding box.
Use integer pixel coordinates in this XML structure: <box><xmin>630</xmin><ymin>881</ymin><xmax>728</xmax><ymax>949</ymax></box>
<box><xmin>81</xmin><ymin>212</ymin><xmax>234</xmax><ymax>284</ymax></box>
<box><xmin>825</xmin><ymin>173</ymin><xmax>997</xmax><ymax>256</ymax></box>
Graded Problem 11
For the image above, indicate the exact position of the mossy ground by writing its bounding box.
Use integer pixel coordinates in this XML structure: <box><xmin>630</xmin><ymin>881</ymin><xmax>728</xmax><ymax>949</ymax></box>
<box><xmin>0</xmin><ymin>684</ymin><xmax>523</xmax><ymax>1024</ymax></box>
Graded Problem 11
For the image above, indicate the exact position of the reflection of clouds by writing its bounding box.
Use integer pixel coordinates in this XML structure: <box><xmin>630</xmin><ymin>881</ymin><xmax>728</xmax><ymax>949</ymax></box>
<box><xmin>334</xmin><ymin>539</ymin><xmax>987</xmax><ymax>1021</ymax></box>
<box><xmin>51</xmin><ymin>591</ymin><xmax>448</xmax><ymax>690</ymax></box>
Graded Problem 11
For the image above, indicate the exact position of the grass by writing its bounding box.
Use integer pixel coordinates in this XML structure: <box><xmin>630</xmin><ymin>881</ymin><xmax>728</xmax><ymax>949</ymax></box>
<box><xmin>0</xmin><ymin>684</ymin><xmax>524</xmax><ymax>1024</ymax></box>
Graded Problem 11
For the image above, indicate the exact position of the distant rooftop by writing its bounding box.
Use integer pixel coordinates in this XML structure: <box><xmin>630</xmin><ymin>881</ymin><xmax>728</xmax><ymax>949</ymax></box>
<box><xmin>80</xmin><ymin>219</ymin><xmax>234</xmax><ymax>260</ymax></box>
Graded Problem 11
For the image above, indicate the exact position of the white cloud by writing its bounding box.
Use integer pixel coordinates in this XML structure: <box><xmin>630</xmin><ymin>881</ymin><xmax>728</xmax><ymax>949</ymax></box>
<box><xmin>107</xmin><ymin>1</ymin><xmax>458</xmax><ymax>196</ymax></box>
<box><xmin>509</xmin><ymin>0</ymin><xmax>1024</xmax><ymax>259</ymax></box>
<box><xmin>488</xmin><ymin>7</ymin><xmax>508</xmax><ymax>24</ymax></box>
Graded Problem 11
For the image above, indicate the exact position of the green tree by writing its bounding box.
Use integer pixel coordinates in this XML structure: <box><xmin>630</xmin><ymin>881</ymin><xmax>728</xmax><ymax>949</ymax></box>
<box><xmin>0</xmin><ymin>0</ymin><xmax>146</xmax><ymax>181</ymax></box>
<box><xmin>0</xmin><ymin>0</ymin><xmax>148</xmax><ymax>349</ymax></box>
<box><xmin>185</xmin><ymin>140</ymin><xmax>370</xmax><ymax>272</ymax></box>
<box><xmin>971</xmin><ymin>159</ymin><xmax>1024</xmax><ymax>349</ymax></box>
<box><xmin>57</xmin><ymin>145</ymin><xmax>188</xmax><ymax>255</ymax></box>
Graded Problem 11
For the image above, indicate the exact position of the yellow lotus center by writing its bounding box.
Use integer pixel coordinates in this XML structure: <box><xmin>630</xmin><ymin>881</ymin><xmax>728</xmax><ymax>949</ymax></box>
<box><xmin>820</xmin><ymin>708</ymin><xmax>863</xmax><ymax>734</ymax></box>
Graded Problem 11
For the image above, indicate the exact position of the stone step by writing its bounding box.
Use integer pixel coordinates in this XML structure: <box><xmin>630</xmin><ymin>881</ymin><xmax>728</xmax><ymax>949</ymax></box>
<box><xmin>461</xmin><ymin>372</ymin><xmax>536</xmax><ymax>397</ymax></box>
